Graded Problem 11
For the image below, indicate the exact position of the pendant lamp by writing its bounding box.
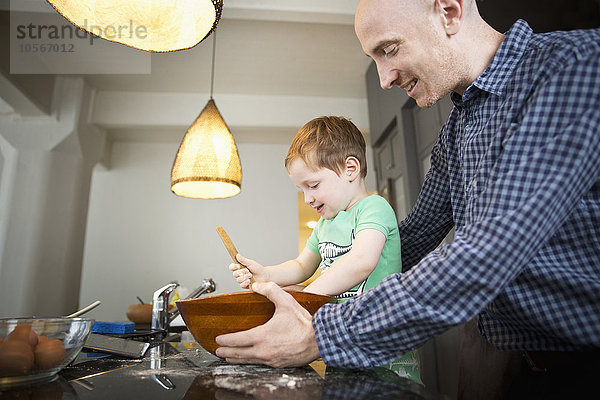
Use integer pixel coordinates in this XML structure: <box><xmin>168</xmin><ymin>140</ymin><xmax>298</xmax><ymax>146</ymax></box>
<box><xmin>46</xmin><ymin>0</ymin><xmax>223</xmax><ymax>52</ymax></box>
<box><xmin>171</xmin><ymin>32</ymin><xmax>242</xmax><ymax>199</ymax></box>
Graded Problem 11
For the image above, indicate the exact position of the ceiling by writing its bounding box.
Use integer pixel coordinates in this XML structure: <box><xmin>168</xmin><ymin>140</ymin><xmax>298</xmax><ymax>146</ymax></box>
<box><xmin>2</xmin><ymin>0</ymin><xmax>598</xmax><ymax>145</ymax></box>
<box><xmin>70</xmin><ymin>0</ymin><xmax>600</xmax><ymax>101</ymax></box>
<box><xmin>84</xmin><ymin>7</ymin><xmax>368</xmax><ymax>99</ymax></box>
<box><xmin>0</xmin><ymin>0</ymin><xmax>371</xmax><ymax>145</ymax></box>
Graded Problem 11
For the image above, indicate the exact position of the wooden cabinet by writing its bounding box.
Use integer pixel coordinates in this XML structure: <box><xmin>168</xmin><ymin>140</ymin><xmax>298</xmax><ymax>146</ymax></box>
<box><xmin>365</xmin><ymin>61</ymin><xmax>452</xmax><ymax>220</ymax></box>
<box><xmin>366</xmin><ymin>62</ymin><xmax>407</xmax><ymax>147</ymax></box>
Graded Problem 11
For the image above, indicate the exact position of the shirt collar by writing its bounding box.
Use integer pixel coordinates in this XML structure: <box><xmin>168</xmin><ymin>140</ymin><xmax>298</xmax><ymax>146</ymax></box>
<box><xmin>458</xmin><ymin>19</ymin><xmax>534</xmax><ymax>103</ymax></box>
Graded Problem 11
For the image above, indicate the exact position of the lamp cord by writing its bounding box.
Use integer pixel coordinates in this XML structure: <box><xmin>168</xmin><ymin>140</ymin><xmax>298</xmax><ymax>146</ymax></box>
<box><xmin>210</xmin><ymin>30</ymin><xmax>217</xmax><ymax>99</ymax></box>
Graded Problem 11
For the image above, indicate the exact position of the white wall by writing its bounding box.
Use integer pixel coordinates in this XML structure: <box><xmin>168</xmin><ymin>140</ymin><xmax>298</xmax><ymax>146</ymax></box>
<box><xmin>80</xmin><ymin>140</ymin><xmax>299</xmax><ymax>322</ymax></box>
<box><xmin>0</xmin><ymin>78</ymin><xmax>107</xmax><ymax>318</ymax></box>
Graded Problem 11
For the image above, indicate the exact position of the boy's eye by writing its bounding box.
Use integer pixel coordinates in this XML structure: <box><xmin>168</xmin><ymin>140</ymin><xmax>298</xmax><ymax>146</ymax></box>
<box><xmin>309</xmin><ymin>183</ymin><xmax>319</xmax><ymax>189</ymax></box>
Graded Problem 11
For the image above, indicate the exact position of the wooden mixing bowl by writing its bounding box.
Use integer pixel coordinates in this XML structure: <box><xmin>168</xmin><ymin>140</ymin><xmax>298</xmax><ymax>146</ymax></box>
<box><xmin>176</xmin><ymin>290</ymin><xmax>333</xmax><ymax>356</ymax></box>
<box><xmin>126</xmin><ymin>304</ymin><xmax>174</xmax><ymax>324</ymax></box>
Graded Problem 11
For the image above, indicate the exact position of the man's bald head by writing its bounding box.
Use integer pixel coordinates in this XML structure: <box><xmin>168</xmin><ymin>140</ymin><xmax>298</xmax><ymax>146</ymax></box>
<box><xmin>354</xmin><ymin>0</ymin><xmax>503</xmax><ymax>106</ymax></box>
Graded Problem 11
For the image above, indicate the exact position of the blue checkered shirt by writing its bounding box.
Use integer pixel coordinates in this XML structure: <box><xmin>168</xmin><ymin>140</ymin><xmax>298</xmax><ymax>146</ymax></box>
<box><xmin>313</xmin><ymin>20</ymin><xmax>600</xmax><ymax>368</ymax></box>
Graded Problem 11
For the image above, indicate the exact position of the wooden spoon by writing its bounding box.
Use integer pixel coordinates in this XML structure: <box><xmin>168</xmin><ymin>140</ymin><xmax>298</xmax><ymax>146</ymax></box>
<box><xmin>63</xmin><ymin>300</ymin><xmax>102</xmax><ymax>318</ymax></box>
<box><xmin>216</xmin><ymin>226</ymin><xmax>256</xmax><ymax>288</ymax></box>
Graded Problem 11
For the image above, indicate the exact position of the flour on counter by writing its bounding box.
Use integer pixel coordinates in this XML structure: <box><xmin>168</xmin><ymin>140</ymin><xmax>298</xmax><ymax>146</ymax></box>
<box><xmin>192</xmin><ymin>362</ymin><xmax>324</xmax><ymax>396</ymax></box>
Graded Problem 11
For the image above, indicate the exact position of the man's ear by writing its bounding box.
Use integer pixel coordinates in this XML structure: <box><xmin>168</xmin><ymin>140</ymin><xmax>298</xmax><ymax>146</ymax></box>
<box><xmin>435</xmin><ymin>0</ymin><xmax>463</xmax><ymax>36</ymax></box>
<box><xmin>345</xmin><ymin>156</ymin><xmax>361</xmax><ymax>181</ymax></box>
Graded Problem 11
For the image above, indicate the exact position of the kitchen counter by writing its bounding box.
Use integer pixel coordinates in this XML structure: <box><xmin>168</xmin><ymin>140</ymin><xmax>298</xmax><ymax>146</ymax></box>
<box><xmin>1</xmin><ymin>341</ymin><xmax>448</xmax><ymax>399</ymax></box>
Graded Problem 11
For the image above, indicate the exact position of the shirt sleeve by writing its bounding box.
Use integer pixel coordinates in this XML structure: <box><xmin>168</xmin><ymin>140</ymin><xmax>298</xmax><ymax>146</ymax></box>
<box><xmin>355</xmin><ymin>196</ymin><xmax>396</xmax><ymax>237</ymax></box>
<box><xmin>313</xmin><ymin>50</ymin><xmax>600</xmax><ymax>367</ymax></box>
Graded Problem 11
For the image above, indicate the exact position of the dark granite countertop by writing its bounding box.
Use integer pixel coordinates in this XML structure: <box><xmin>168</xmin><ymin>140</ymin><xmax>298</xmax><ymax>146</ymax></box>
<box><xmin>0</xmin><ymin>341</ymin><xmax>448</xmax><ymax>399</ymax></box>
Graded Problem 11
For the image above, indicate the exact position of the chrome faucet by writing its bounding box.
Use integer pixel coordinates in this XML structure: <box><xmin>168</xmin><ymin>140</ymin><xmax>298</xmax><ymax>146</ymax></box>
<box><xmin>152</xmin><ymin>282</ymin><xmax>179</xmax><ymax>332</ymax></box>
<box><xmin>151</xmin><ymin>278</ymin><xmax>216</xmax><ymax>333</ymax></box>
<box><xmin>168</xmin><ymin>278</ymin><xmax>216</xmax><ymax>323</ymax></box>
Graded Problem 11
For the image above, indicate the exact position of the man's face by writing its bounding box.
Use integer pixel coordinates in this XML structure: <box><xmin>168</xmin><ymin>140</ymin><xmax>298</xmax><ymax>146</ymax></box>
<box><xmin>355</xmin><ymin>0</ymin><xmax>462</xmax><ymax>108</ymax></box>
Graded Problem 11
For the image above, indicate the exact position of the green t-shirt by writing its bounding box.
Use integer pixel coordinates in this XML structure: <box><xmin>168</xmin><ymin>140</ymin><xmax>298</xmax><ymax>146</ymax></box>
<box><xmin>306</xmin><ymin>194</ymin><xmax>401</xmax><ymax>301</ymax></box>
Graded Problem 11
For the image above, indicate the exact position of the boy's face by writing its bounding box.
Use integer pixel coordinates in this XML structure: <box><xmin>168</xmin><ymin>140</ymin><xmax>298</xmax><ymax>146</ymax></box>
<box><xmin>287</xmin><ymin>157</ymin><xmax>355</xmax><ymax>220</ymax></box>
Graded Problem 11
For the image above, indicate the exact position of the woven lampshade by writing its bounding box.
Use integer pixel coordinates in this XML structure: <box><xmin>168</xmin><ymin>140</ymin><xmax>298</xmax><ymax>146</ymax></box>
<box><xmin>171</xmin><ymin>99</ymin><xmax>242</xmax><ymax>199</ymax></box>
<box><xmin>46</xmin><ymin>0</ymin><xmax>223</xmax><ymax>52</ymax></box>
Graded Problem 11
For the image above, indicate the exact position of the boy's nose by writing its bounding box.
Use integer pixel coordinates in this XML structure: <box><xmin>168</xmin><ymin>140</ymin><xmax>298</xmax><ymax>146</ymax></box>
<box><xmin>304</xmin><ymin>192</ymin><xmax>314</xmax><ymax>205</ymax></box>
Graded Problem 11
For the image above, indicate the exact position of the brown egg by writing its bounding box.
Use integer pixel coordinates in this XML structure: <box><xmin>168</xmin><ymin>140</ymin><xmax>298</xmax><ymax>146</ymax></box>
<box><xmin>34</xmin><ymin>336</ymin><xmax>66</xmax><ymax>370</ymax></box>
<box><xmin>0</xmin><ymin>339</ymin><xmax>35</xmax><ymax>376</ymax></box>
<box><xmin>5</xmin><ymin>324</ymin><xmax>38</xmax><ymax>347</ymax></box>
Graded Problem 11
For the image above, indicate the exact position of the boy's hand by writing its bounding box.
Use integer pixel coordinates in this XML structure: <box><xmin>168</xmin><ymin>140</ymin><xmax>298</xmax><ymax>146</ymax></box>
<box><xmin>229</xmin><ymin>254</ymin><xmax>268</xmax><ymax>288</ymax></box>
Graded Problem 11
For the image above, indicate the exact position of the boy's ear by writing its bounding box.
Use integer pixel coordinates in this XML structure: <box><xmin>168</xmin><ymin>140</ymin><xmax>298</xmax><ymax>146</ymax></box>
<box><xmin>345</xmin><ymin>156</ymin><xmax>361</xmax><ymax>181</ymax></box>
<box><xmin>435</xmin><ymin>0</ymin><xmax>463</xmax><ymax>36</ymax></box>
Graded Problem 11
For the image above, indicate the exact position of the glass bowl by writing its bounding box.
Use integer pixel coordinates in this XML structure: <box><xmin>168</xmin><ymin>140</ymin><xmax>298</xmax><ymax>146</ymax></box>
<box><xmin>0</xmin><ymin>317</ymin><xmax>94</xmax><ymax>388</ymax></box>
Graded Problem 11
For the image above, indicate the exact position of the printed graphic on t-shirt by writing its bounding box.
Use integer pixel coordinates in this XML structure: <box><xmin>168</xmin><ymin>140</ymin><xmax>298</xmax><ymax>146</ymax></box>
<box><xmin>317</xmin><ymin>229</ymin><xmax>354</xmax><ymax>271</ymax></box>
<box><xmin>317</xmin><ymin>229</ymin><xmax>367</xmax><ymax>300</ymax></box>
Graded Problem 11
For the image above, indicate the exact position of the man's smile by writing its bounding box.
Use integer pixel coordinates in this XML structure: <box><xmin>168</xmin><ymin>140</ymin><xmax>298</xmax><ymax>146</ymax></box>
<box><xmin>402</xmin><ymin>78</ymin><xmax>418</xmax><ymax>95</ymax></box>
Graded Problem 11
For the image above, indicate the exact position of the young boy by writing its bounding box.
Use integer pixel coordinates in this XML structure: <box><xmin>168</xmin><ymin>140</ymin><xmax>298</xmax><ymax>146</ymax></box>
<box><xmin>230</xmin><ymin>116</ymin><xmax>420</xmax><ymax>382</ymax></box>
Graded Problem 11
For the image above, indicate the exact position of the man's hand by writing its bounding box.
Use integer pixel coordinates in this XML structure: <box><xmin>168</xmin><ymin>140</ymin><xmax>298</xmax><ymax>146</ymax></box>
<box><xmin>215</xmin><ymin>282</ymin><xmax>321</xmax><ymax>368</ymax></box>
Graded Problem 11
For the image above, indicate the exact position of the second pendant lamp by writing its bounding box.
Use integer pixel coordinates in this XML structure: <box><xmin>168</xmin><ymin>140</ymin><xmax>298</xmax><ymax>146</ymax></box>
<box><xmin>171</xmin><ymin>31</ymin><xmax>242</xmax><ymax>199</ymax></box>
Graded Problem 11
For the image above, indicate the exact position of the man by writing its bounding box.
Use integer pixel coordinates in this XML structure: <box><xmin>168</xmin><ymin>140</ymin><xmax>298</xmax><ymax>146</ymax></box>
<box><xmin>216</xmin><ymin>0</ymin><xmax>600</xmax><ymax>398</ymax></box>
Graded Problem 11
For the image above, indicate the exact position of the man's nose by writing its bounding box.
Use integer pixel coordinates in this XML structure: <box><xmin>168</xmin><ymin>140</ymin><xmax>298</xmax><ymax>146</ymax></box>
<box><xmin>377</xmin><ymin>63</ymin><xmax>396</xmax><ymax>90</ymax></box>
